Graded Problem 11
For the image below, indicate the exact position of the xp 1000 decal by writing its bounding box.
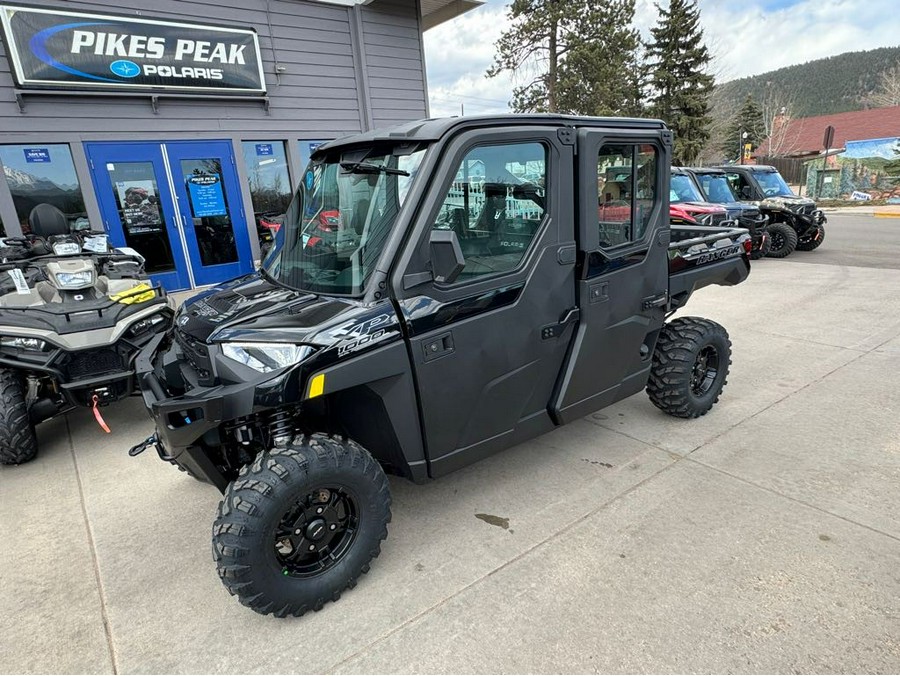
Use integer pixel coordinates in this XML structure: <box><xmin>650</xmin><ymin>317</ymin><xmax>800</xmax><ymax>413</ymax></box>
<box><xmin>0</xmin><ymin>5</ymin><xmax>265</xmax><ymax>93</ymax></box>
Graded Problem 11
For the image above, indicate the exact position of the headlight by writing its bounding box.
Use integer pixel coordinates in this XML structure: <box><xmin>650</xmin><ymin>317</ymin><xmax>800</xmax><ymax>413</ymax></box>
<box><xmin>221</xmin><ymin>342</ymin><xmax>313</xmax><ymax>373</ymax></box>
<box><xmin>1</xmin><ymin>336</ymin><xmax>47</xmax><ymax>351</ymax></box>
<box><xmin>54</xmin><ymin>270</ymin><xmax>95</xmax><ymax>289</ymax></box>
<box><xmin>128</xmin><ymin>314</ymin><xmax>167</xmax><ymax>337</ymax></box>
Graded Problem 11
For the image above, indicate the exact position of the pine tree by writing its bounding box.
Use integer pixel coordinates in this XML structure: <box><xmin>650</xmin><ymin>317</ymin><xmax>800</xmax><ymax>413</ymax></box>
<box><xmin>645</xmin><ymin>0</ymin><xmax>714</xmax><ymax>165</ymax></box>
<box><xmin>722</xmin><ymin>94</ymin><xmax>765</xmax><ymax>160</ymax></box>
<box><xmin>487</xmin><ymin>0</ymin><xmax>568</xmax><ymax>113</ymax></box>
<box><xmin>487</xmin><ymin>0</ymin><xmax>644</xmax><ymax>116</ymax></box>
<box><xmin>555</xmin><ymin>0</ymin><xmax>645</xmax><ymax>117</ymax></box>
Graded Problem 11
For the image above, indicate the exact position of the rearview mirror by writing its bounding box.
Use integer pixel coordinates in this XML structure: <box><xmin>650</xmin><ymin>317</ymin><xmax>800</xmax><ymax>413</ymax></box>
<box><xmin>430</xmin><ymin>230</ymin><xmax>465</xmax><ymax>284</ymax></box>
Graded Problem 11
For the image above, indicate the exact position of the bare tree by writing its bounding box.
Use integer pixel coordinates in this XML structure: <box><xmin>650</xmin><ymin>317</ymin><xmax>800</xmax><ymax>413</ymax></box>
<box><xmin>863</xmin><ymin>64</ymin><xmax>900</xmax><ymax>108</ymax></box>
<box><xmin>696</xmin><ymin>89</ymin><xmax>738</xmax><ymax>165</ymax></box>
<box><xmin>760</xmin><ymin>83</ymin><xmax>802</xmax><ymax>157</ymax></box>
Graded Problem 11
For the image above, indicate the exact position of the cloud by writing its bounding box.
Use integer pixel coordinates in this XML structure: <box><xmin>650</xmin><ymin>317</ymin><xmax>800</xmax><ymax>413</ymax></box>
<box><xmin>423</xmin><ymin>0</ymin><xmax>900</xmax><ymax>116</ymax></box>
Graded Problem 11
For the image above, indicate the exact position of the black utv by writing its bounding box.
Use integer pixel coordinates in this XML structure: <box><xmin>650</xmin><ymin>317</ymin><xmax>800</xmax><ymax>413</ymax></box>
<box><xmin>681</xmin><ymin>167</ymin><xmax>770</xmax><ymax>259</ymax></box>
<box><xmin>132</xmin><ymin>115</ymin><xmax>751</xmax><ymax>617</ymax></box>
<box><xmin>716</xmin><ymin>165</ymin><xmax>826</xmax><ymax>258</ymax></box>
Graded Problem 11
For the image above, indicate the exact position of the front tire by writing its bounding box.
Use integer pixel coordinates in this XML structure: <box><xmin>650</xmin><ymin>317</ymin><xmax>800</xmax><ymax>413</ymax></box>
<box><xmin>765</xmin><ymin>222</ymin><xmax>798</xmax><ymax>258</ymax></box>
<box><xmin>647</xmin><ymin>317</ymin><xmax>732</xmax><ymax>419</ymax></box>
<box><xmin>796</xmin><ymin>223</ymin><xmax>825</xmax><ymax>251</ymax></box>
<box><xmin>0</xmin><ymin>369</ymin><xmax>38</xmax><ymax>465</ymax></box>
<box><xmin>212</xmin><ymin>434</ymin><xmax>391</xmax><ymax>617</ymax></box>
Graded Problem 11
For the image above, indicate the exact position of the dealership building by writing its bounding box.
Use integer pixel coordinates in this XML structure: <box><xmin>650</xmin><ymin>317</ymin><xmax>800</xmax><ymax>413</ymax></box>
<box><xmin>0</xmin><ymin>0</ymin><xmax>479</xmax><ymax>290</ymax></box>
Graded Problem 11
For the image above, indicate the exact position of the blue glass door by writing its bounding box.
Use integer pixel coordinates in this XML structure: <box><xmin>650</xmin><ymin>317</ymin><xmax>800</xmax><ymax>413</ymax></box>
<box><xmin>165</xmin><ymin>141</ymin><xmax>254</xmax><ymax>288</ymax></box>
<box><xmin>86</xmin><ymin>142</ymin><xmax>191</xmax><ymax>290</ymax></box>
<box><xmin>87</xmin><ymin>140</ymin><xmax>254</xmax><ymax>291</ymax></box>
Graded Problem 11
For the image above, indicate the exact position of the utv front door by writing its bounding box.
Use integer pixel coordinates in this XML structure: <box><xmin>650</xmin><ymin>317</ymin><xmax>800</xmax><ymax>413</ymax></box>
<box><xmin>395</xmin><ymin>129</ymin><xmax>576</xmax><ymax>478</ymax></box>
<box><xmin>551</xmin><ymin>131</ymin><xmax>670</xmax><ymax>423</ymax></box>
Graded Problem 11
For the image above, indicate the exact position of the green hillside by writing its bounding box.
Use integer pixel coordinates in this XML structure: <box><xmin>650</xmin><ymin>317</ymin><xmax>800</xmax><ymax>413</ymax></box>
<box><xmin>717</xmin><ymin>46</ymin><xmax>900</xmax><ymax>117</ymax></box>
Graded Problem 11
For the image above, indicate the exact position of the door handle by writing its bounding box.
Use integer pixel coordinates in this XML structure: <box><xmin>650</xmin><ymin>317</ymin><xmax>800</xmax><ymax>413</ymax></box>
<box><xmin>541</xmin><ymin>306</ymin><xmax>580</xmax><ymax>340</ymax></box>
<box><xmin>423</xmin><ymin>332</ymin><xmax>454</xmax><ymax>362</ymax></box>
<box><xmin>642</xmin><ymin>292</ymin><xmax>668</xmax><ymax>310</ymax></box>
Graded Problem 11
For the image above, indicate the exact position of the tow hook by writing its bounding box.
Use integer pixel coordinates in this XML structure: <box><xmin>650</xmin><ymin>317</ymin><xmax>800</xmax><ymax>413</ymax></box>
<box><xmin>129</xmin><ymin>433</ymin><xmax>159</xmax><ymax>457</ymax></box>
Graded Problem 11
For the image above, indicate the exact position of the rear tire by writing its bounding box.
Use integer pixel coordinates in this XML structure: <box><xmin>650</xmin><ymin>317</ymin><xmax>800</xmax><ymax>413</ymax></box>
<box><xmin>0</xmin><ymin>369</ymin><xmax>38</xmax><ymax>465</ymax></box>
<box><xmin>765</xmin><ymin>222</ymin><xmax>798</xmax><ymax>258</ymax></box>
<box><xmin>212</xmin><ymin>434</ymin><xmax>391</xmax><ymax>617</ymax></box>
<box><xmin>796</xmin><ymin>223</ymin><xmax>825</xmax><ymax>251</ymax></box>
<box><xmin>647</xmin><ymin>317</ymin><xmax>732</xmax><ymax>419</ymax></box>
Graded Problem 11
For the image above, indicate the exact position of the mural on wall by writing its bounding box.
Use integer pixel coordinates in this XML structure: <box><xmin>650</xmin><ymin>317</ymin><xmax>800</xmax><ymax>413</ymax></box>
<box><xmin>807</xmin><ymin>137</ymin><xmax>900</xmax><ymax>200</ymax></box>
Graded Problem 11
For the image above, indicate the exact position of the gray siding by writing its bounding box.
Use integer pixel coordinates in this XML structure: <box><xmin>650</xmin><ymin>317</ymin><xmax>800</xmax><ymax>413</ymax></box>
<box><xmin>360</xmin><ymin>0</ymin><xmax>429</xmax><ymax>127</ymax></box>
<box><xmin>0</xmin><ymin>0</ymin><xmax>429</xmax><ymax>141</ymax></box>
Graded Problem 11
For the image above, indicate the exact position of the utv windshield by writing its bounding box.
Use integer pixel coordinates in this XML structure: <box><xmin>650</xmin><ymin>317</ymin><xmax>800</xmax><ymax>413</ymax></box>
<box><xmin>755</xmin><ymin>170</ymin><xmax>794</xmax><ymax>197</ymax></box>
<box><xmin>263</xmin><ymin>144</ymin><xmax>427</xmax><ymax>295</ymax></box>
<box><xmin>695</xmin><ymin>173</ymin><xmax>737</xmax><ymax>203</ymax></box>
<box><xmin>670</xmin><ymin>173</ymin><xmax>704</xmax><ymax>203</ymax></box>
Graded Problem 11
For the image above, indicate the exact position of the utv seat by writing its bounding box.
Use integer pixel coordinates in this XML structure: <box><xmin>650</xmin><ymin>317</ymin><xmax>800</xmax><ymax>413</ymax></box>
<box><xmin>28</xmin><ymin>204</ymin><xmax>70</xmax><ymax>238</ymax></box>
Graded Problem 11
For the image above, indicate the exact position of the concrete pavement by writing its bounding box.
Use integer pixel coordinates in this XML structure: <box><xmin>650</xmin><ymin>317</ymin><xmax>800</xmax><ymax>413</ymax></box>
<box><xmin>1</xmin><ymin>214</ymin><xmax>899</xmax><ymax>673</ymax></box>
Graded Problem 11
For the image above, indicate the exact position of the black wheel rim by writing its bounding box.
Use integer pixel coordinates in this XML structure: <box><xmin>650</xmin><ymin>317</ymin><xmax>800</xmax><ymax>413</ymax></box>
<box><xmin>771</xmin><ymin>231</ymin><xmax>785</xmax><ymax>251</ymax></box>
<box><xmin>691</xmin><ymin>345</ymin><xmax>720</xmax><ymax>396</ymax></box>
<box><xmin>274</xmin><ymin>486</ymin><xmax>359</xmax><ymax>579</ymax></box>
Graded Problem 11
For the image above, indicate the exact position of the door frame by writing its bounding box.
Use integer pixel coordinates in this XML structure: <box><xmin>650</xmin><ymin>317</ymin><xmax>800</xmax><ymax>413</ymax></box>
<box><xmin>86</xmin><ymin>141</ymin><xmax>191</xmax><ymax>290</ymax></box>
<box><xmin>164</xmin><ymin>140</ymin><xmax>255</xmax><ymax>288</ymax></box>
<box><xmin>86</xmin><ymin>139</ymin><xmax>255</xmax><ymax>291</ymax></box>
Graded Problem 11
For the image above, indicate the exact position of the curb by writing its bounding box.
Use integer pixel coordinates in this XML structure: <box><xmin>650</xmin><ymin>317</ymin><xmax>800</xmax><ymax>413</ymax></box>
<box><xmin>874</xmin><ymin>212</ymin><xmax>900</xmax><ymax>219</ymax></box>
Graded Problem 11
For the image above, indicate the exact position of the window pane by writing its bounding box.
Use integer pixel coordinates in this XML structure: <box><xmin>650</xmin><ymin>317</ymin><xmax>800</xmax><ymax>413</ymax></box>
<box><xmin>433</xmin><ymin>142</ymin><xmax>547</xmax><ymax>282</ymax></box>
<box><xmin>597</xmin><ymin>144</ymin><xmax>633</xmax><ymax>248</ymax></box>
<box><xmin>635</xmin><ymin>144</ymin><xmax>657</xmax><ymax>241</ymax></box>
<box><xmin>242</xmin><ymin>141</ymin><xmax>291</xmax><ymax>215</ymax></box>
<box><xmin>106</xmin><ymin>161</ymin><xmax>176</xmax><ymax>274</ymax></box>
<box><xmin>299</xmin><ymin>140</ymin><xmax>330</xmax><ymax>172</ymax></box>
<box><xmin>242</xmin><ymin>141</ymin><xmax>292</xmax><ymax>252</ymax></box>
<box><xmin>0</xmin><ymin>144</ymin><xmax>87</xmax><ymax>235</ymax></box>
<box><xmin>180</xmin><ymin>159</ymin><xmax>239</xmax><ymax>266</ymax></box>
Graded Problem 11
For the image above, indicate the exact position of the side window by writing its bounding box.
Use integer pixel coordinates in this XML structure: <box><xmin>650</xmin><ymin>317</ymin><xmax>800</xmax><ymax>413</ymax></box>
<box><xmin>725</xmin><ymin>172</ymin><xmax>750</xmax><ymax>200</ymax></box>
<box><xmin>432</xmin><ymin>142</ymin><xmax>547</xmax><ymax>282</ymax></box>
<box><xmin>597</xmin><ymin>143</ymin><xmax>658</xmax><ymax>248</ymax></box>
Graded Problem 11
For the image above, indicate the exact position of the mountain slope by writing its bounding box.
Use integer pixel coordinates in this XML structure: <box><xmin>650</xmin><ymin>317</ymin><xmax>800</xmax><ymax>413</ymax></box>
<box><xmin>717</xmin><ymin>46</ymin><xmax>900</xmax><ymax>117</ymax></box>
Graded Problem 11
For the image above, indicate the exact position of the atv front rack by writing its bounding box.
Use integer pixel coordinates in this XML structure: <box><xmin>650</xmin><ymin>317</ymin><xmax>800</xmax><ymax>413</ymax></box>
<box><xmin>0</xmin><ymin>283</ymin><xmax>167</xmax><ymax>334</ymax></box>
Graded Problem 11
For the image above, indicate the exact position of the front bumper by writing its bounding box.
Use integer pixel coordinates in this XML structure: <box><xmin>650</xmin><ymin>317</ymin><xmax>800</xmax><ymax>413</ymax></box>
<box><xmin>133</xmin><ymin>333</ymin><xmax>299</xmax><ymax>491</ymax></box>
<box><xmin>792</xmin><ymin>208</ymin><xmax>826</xmax><ymax>233</ymax></box>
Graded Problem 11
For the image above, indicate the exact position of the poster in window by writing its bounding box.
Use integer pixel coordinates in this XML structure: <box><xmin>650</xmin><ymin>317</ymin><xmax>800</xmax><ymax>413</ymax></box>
<box><xmin>115</xmin><ymin>180</ymin><xmax>162</xmax><ymax>232</ymax></box>
<box><xmin>187</xmin><ymin>174</ymin><xmax>227</xmax><ymax>218</ymax></box>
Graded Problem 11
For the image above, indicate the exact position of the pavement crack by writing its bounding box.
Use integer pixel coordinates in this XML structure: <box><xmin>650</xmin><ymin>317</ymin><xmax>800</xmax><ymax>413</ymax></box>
<box><xmin>683</xmin><ymin>456</ymin><xmax>900</xmax><ymax>544</ymax></box>
<box><xmin>66</xmin><ymin>416</ymin><xmax>119</xmax><ymax>675</ymax></box>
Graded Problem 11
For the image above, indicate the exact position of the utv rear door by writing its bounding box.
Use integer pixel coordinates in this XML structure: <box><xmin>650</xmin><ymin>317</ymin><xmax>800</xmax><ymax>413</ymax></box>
<box><xmin>392</xmin><ymin>127</ymin><xmax>576</xmax><ymax>478</ymax></box>
<box><xmin>551</xmin><ymin>130</ymin><xmax>670</xmax><ymax>423</ymax></box>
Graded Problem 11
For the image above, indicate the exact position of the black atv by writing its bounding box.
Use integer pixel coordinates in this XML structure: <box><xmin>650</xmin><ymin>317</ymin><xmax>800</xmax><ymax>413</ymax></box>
<box><xmin>716</xmin><ymin>165</ymin><xmax>826</xmax><ymax>258</ymax></box>
<box><xmin>131</xmin><ymin>115</ymin><xmax>751</xmax><ymax>617</ymax></box>
<box><xmin>0</xmin><ymin>204</ymin><xmax>173</xmax><ymax>465</ymax></box>
<box><xmin>681</xmin><ymin>167</ymin><xmax>770</xmax><ymax>260</ymax></box>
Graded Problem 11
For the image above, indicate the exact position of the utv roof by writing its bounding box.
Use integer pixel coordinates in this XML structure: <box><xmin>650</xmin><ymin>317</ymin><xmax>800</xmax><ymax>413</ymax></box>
<box><xmin>715</xmin><ymin>164</ymin><xmax>779</xmax><ymax>173</ymax></box>
<box><xmin>683</xmin><ymin>166</ymin><xmax>727</xmax><ymax>175</ymax></box>
<box><xmin>313</xmin><ymin>114</ymin><xmax>669</xmax><ymax>156</ymax></box>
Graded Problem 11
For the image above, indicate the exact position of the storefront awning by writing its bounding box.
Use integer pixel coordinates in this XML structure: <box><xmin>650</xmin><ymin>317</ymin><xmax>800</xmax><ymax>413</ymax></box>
<box><xmin>311</xmin><ymin>0</ymin><xmax>484</xmax><ymax>30</ymax></box>
<box><xmin>419</xmin><ymin>0</ymin><xmax>485</xmax><ymax>30</ymax></box>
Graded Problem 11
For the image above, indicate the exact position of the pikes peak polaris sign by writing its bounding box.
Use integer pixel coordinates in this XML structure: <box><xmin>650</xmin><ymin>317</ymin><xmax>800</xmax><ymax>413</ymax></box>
<box><xmin>0</xmin><ymin>4</ymin><xmax>266</xmax><ymax>94</ymax></box>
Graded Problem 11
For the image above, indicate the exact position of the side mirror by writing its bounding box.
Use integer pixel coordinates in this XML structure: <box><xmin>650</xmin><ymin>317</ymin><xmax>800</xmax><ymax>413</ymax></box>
<box><xmin>740</xmin><ymin>186</ymin><xmax>752</xmax><ymax>199</ymax></box>
<box><xmin>430</xmin><ymin>230</ymin><xmax>465</xmax><ymax>284</ymax></box>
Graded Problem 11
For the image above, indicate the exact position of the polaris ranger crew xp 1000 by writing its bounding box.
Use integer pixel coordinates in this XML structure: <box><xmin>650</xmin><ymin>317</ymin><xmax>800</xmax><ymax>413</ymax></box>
<box><xmin>131</xmin><ymin>116</ymin><xmax>751</xmax><ymax>617</ymax></box>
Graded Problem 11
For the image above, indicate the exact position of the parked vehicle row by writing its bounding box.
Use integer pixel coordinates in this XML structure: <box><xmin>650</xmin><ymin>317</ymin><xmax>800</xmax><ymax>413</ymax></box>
<box><xmin>669</xmin><ymin>164</ymin><xmax>826</xmax><ymax>260</ymax></box>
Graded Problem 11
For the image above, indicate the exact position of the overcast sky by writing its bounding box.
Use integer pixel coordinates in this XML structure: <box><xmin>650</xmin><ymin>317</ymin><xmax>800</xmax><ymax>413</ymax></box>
<box><xmin>422</xmin><ymin>0</ymin><xmax>900</xmax><ymax>117</ymax></box>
